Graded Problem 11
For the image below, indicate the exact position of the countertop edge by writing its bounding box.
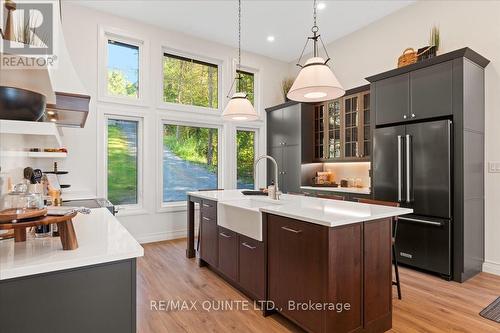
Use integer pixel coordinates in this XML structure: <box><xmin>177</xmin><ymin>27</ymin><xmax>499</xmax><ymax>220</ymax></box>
<box><xmin>0</xmin><ymin>249</ymin><xmax>144</xmax><ymax>281</ymax></box>
<box><xmin>260</xmin><ymin>207</ymin><xmax>413</xmax><ymax>228</ymax></box>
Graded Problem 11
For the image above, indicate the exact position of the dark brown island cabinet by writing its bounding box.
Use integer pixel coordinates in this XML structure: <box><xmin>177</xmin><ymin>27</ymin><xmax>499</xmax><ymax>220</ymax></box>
<box><xmin>196</xmin><ymin>198</ymin><xmax>266</xmax><ymax>301</ymax></box>
<box><xmin>188</xmin><ymin>195</ymin><xmax>396</xmax><ymax>333</ymax></box>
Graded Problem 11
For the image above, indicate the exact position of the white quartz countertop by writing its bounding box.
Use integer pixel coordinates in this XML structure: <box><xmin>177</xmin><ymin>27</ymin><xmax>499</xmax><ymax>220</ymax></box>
<box><xmin>189</xmin><ymin>190</ymin><xmax>412</xmax><ymax>228</ymax></box>
<box><xmin>300</xmin><ymin>186</ymin><xmax>371</xmax><ymax>195</ymax></box>
<box><xmin>0</xmin><ymin>208</ymin><xmax>143</xmax><ymax>281</ymax></box>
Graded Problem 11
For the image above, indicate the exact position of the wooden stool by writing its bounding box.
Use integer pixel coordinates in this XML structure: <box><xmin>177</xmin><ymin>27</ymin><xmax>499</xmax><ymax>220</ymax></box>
<box><xmin>0</xmin><ymin>212</ymin><xmax>79</xmax><ymax>250</ymax></box>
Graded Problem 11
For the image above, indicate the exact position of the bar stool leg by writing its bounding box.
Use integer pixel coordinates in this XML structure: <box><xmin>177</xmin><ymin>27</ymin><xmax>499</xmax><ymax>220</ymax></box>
<box><xmin>393</xmin><ymin>244</ymin><xmax>402</xmax><ymax>300</ymax></box>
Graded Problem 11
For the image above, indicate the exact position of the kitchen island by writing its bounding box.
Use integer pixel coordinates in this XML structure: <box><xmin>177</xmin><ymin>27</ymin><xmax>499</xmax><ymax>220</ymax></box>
<box><xmin>0</xmin><ymin>208</ymin><xmax>143</xmax><ymax>333</ymax></box>
<box><xmin>186</xmin><ymin>190</ymin><xmax>412</xmax><ymax>333</ymax></box>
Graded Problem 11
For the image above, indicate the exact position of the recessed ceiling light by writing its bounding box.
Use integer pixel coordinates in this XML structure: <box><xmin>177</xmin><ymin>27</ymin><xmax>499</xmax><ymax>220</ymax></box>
<box><xmin>317</xmin><ymin>2</ymin><xmax>326</xmax><ymax>10</ymax></box>
<box><xmin>267</xmin><ymin>35</ymin><xmax>275</xmax><ymax>42</ymax></box>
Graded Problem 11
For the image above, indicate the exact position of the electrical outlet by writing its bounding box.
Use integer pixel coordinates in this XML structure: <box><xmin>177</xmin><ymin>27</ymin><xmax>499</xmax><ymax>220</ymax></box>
<box><xmin>488</xmin><ymin>162</ymin><xmax>500</xmax><ymax>173</ymax></box>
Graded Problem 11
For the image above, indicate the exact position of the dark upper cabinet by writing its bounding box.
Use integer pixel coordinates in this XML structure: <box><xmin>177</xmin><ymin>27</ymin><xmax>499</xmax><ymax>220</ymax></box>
<box><xmin>266</xmin><ymin>102</ymin><xmax>313</xmax><ymax>192</ymax></box>
<box><xmin>267</xmin><ymin>107</ymin><xmax>285</xmax><ymax>148</ymax></box>
<box><xmin>267</xmin><ymin>102</ymin><xmax>302</xmax><ymax>148</ymax></box>
<box><xmin>374</xmin><ymin>73</ymin><xmax>410</xmax><ymax>125</ymax></box>
<box><xmin>410</xmin><ymin>61</ymin><xmax>453</xmax><ymax>120</ymax></box>
<box><xmin>281</xmin><ymin>104</ymin><xmax>302</xmax><ymax>146</ymax></box>
<box><xmin>373</xmin><ymin>61</ymin><xmax>453</xmax><ymax>126</ymax></box>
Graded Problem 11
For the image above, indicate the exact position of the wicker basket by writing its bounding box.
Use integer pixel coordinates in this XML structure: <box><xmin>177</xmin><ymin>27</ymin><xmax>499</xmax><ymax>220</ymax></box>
<box><xmin>398</xmin><ymin>48</ymin><xmax>418</xmax><ymax>68</ymax></box>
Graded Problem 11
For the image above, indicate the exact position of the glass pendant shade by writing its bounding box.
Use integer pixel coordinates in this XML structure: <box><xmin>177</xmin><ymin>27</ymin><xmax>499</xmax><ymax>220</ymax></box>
<box><xmin>287</xmin><ymin>57</ymin><xmax>345</xmax><ymax>102</ymax></box>
<box><xmin>222</xmin><ymin>92</ymin><xmax>259</xmax><ymax>121</ymax></box>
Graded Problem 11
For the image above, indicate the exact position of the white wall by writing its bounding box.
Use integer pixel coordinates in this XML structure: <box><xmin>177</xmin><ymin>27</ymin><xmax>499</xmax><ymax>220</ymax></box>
<box><xmin>290</xmin><ymin>0</ymin><xmax>500</xmax><ymax>275</ymax></box>
<box><xmin>59</xmin><ymin>3</ymin><xmax>289</xmax><ymax>243</ymax></box>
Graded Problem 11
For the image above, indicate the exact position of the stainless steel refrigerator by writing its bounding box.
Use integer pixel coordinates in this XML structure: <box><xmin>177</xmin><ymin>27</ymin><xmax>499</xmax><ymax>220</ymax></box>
<box><xmin>373</xmin><ymin>119</ymin><xmax>452</xmax><ymax>278</ymax></box>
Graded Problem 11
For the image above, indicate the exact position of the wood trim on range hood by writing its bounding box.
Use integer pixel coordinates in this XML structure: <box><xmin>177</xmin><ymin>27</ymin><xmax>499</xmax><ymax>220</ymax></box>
<box><xmin>45</xmin><ymin>92</ymin><xmax>91</xmax><ymax>128</ymax></box>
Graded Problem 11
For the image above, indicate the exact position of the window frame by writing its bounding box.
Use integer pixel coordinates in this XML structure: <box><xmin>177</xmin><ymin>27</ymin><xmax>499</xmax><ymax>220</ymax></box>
<box><xmin>235</xmin><ymin>127</ymin><xmax>258</xmax><ymax>190</ymax></box>
<box><xmin>103</xmin><ymin>113</ymin><xmax>145</xmax><ymax>214</ymax></box>
<box><xmin>98</xmin><ymin>26</ymin><xmax>149</xmax><ymax>106</ymax></box>
<box><xmin>157</xmin><ymin>118</ymin><xmax>223</xmax><ymax>211</ymax></box>
<box><xmin>158</xmin><ymin>46</ymin><xmax>223</xmax><ymax>115</ymax></box>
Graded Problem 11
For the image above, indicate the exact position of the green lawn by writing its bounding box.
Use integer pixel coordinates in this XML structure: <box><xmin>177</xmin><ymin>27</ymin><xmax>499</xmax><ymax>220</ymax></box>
<box><xmin>107</xmin><ymin>124</ymin><xmax>138</xmax><ymax>205</ymax></box>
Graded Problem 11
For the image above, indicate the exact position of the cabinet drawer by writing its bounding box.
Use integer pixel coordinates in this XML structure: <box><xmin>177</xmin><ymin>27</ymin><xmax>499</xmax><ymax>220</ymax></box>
<box><xmin>238</xmin><ymin>235</ymin><xmax>265</xmax><ymax>300</ymax></box>
<box><xmin>218</xmin><ymin>227</ymin><xmax>238</xmax><ymax>281</ymax></box>
<box><xmin>201</xmin><ymin>199</ymin><xmax>217</xmax><ymax>218</ymax></box>
<box><xmin>200</xmin><ymin>213</ymin><xmax>218</xmax><ymax>267</ymax></box>
<box><xmin>268</xmin><ymin>214</ymin><xmax>327</xmax><ymax>333</ymax></box>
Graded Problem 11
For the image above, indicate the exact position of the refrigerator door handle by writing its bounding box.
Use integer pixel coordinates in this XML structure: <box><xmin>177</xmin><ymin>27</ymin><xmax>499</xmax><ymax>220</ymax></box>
<box><xmin>398</xmin><ymin>216</ymin><xmax>444</xmax><ymax>227</ymax></box>
<box><xmin>406</xmin><ymin>134</ymin><xmax>411</xmax><ymax>203</ymax></box>
<box><xmin>397</xmin><ymin>135</ymin><xmax>402</xmax><ymax>202</ymax></box>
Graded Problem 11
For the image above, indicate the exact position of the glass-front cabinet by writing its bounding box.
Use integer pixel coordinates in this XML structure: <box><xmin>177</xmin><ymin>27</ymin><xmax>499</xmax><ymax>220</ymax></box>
<box><xmin>313</xmin><ymin>86</ymin><xmax>371</xmax><ymax>161</ymax></box>
<box><xmin>314</xmin><ymin>103</ymin><xmax>325</xmax><ymax>159</ymax></box>
<box><xmin>328</xmin><ymin>100</ymin><xmax>341</xmax><ymax>159</ymax></box>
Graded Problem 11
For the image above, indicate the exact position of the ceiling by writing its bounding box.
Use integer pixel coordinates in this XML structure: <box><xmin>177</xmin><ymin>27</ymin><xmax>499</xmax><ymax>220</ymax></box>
<box><xmin>75</xmin><ymin>0</ymin><xmax>414</xmax><ymax>62</ymax></box>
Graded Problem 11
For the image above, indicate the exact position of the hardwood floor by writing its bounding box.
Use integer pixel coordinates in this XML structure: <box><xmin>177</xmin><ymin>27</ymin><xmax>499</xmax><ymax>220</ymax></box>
<box><xmin>137</xmin><ymin>239</ymin><xmax>500</xmax><ymax>333</ymax></box>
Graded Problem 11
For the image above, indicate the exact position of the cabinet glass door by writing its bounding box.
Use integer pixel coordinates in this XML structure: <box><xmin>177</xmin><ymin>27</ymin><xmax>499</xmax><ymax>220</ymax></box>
<box><xmin>328</xmin><ymin>100</ymin><xmax>341</xmax><ymax>159</ymax></box>
<box><xmin>362</xmin><ymin>93</ymin><xmax>371</xmax><ymax>157</ymax></box>
<box><xmin>314</xmin><ymin>104</ymin><xmax>325</xmax><ymax>159</ymax></box>
<box><xmin>344</xmin><ymin>95</ymin><xmax>359</xmax><ymax>158</ymax></box>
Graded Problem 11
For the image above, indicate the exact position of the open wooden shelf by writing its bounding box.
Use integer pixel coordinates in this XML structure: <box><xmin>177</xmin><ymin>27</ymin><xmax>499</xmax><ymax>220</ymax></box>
<box><xmin>0</xmin><ymin>151</ymin><xmax>67</xmax><ymax>159</ymax></box>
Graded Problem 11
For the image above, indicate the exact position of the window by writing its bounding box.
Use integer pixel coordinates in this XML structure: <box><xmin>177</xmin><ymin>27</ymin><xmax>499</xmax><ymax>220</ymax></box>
<box><xmin>107</xmin><ymin>118</ymin><xmax>140</xmax><ymax>206</ymax></box>
<box><xmin>236</xmin><ymin>130</ymin><xmax>256</xmax><ymax>189</ymax></box>
<box><xmin>163</xmin><ymin>124</ymin><xmax>219</xmax><ymax>202</ymax></box>
<box><xmin>107</xmin><ymin>40</ymin><xmax>140</xmax><ymax>98</ymax></box>
<box><xmin>163</xmin><ymin>53</ymin><xmax>219</xmax><ymax>108</ymax></box>
<box><xmin>236</xmin><ymin>70</ymin><xmax>254</xmax><ymax>105</ymax></box>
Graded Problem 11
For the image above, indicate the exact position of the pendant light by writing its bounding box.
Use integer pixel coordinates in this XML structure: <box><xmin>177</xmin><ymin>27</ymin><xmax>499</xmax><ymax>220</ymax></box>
<box><xmin>287</xmin><ymin>0</ymin><xmax>345</xmax><ymax>103</ymax></box>
<box><xmin>222</xmin><ymin>0</ymin><xmax>258</xmax><ymax>121</ymax></box>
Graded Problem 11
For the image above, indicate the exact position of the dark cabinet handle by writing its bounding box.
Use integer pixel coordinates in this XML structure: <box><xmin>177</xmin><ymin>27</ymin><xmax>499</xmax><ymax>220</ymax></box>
<box><xmin>281</xmin><ymin>226</ymin><xmax>302</xmax><ymax>234</ymax></box>
<box><xmin>219</xmin><ymin>232</ymin><xmax>231</xmax><ymax>238</ymax></box>
<box><xmin>242</xmin><ymin>242</ymin><xmax>256</xmax><ymax>250</ymax></box>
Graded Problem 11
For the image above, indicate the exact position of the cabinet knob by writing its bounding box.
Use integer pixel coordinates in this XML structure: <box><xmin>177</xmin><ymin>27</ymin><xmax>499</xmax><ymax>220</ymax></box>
<box><xmin>411</xmin><ymin>113</ymin><xmax>416</xmax><ymax>118</ymax></box>
<box><xmin>403</xmin><ymin>115</ymin><xmax>407</xmax><ymax>119</ymax></box>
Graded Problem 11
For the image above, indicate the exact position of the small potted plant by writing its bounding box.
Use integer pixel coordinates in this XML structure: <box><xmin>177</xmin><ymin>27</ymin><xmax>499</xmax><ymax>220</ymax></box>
<box><xmin>281</xmin><ymin>77</ymin><xmax>294</xmax><ymax>102</ymax></box>
<box><xmin>418</xmin><ymin>25</ymin><xmax>440</xmax><ymax>61</ymax></box>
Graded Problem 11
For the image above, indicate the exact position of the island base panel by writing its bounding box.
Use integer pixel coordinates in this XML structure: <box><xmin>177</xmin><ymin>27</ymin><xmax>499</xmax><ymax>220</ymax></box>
<box><xmin>0</xmin><ymin>259</ymin><xmax>137</xmax><ymax>333</ymax></box>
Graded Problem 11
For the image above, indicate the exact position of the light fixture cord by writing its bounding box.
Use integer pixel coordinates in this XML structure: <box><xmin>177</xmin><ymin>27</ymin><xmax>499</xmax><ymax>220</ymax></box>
<box><xmin>238</xmin><ymin>0</ymin><xmax>242</xmax><ymax>91</ymax></box>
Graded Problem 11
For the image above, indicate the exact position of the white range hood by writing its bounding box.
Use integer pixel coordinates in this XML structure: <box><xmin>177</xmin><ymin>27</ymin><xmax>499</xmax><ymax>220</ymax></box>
<box><xmin>0</xmin><ymin>0</ymin><xmax>90</xmax><ymax>127</ymax></box>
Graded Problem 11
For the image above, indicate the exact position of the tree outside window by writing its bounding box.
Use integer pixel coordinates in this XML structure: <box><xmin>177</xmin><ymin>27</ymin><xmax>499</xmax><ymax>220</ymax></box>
<box><xmin>107</xmin><ymin>40</ymin><xmax>139</xmax><ymax>98</ymax></box>
<box><xmin>163</xmin><ymin>124</ymin><xmax>218</xmax><ymax>202</ymax></box>
<box><xmin>163</xmin><ymin>53</ymin><xmax>219</xmax><ymax>109</ymax></box>
<box><xmin>237</xmin><ymin>130</ymin><xmax>255</xmax><ymax>189</ymax></box>
<box><xmin>107</xmin><ymin>118</ymin><xmax>139</xmax><ymax>205</ymax></box>
<box><xmin>236</xmin><ymin>70</ymin><xmax>254</xmax><ymax>105</ymax></box>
